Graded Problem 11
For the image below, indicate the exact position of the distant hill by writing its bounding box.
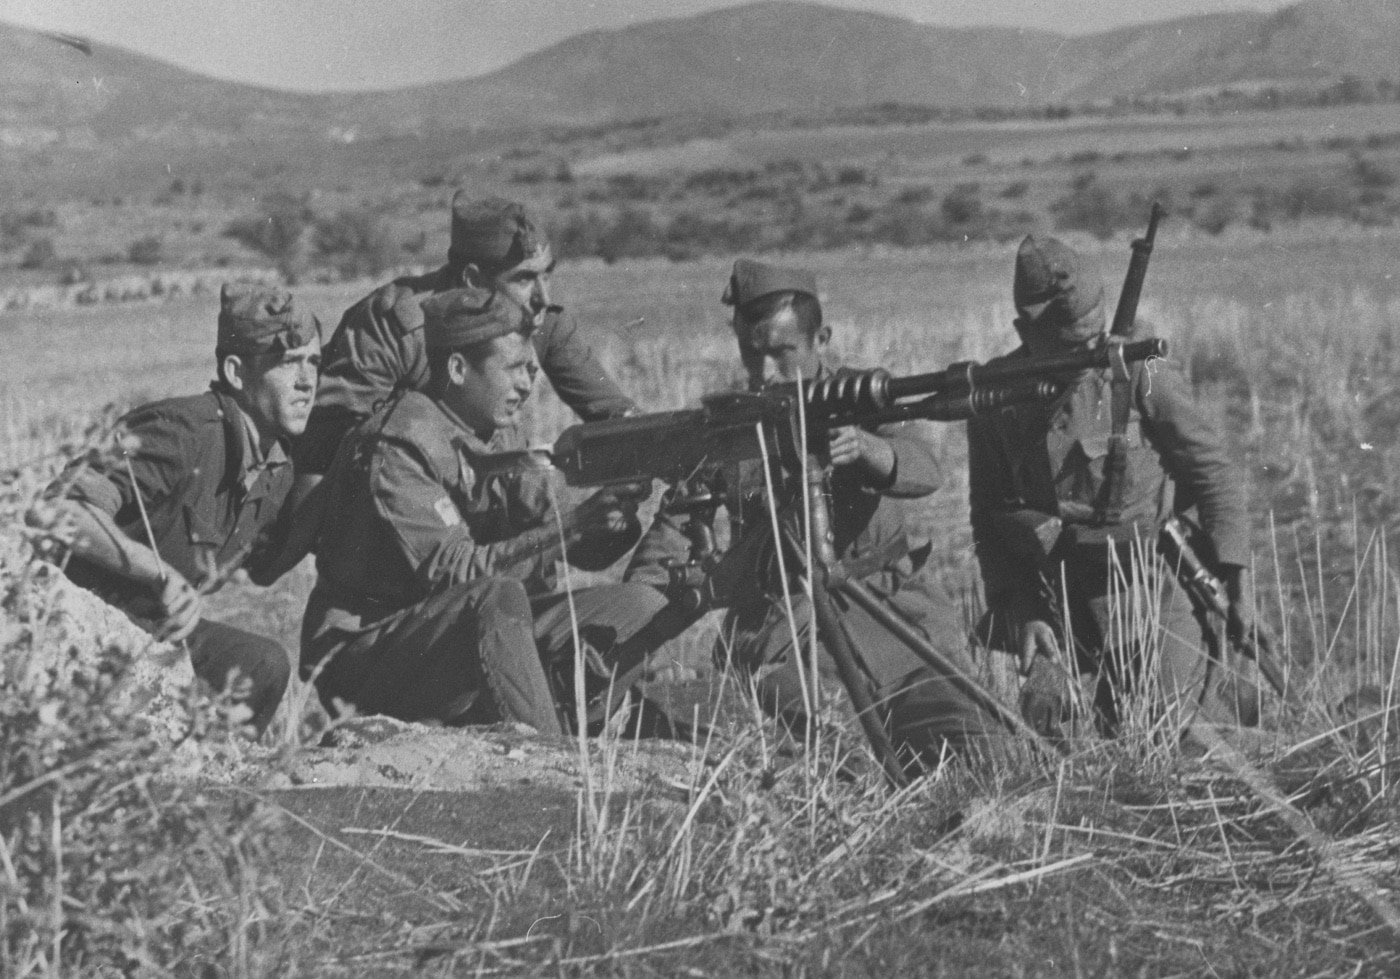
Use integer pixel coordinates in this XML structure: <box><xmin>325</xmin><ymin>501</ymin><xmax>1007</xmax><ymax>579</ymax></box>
<box><xmin>1</xmin><ymin>0</ymin><xmax>1397</xmax><ymax>149</ymax></box>
<box><xmin>353</xmin><ymin>3</ymin><xmax>1065</xmax><ymax>130</ymax></box>
<box><xmin>0</xmin><ymin>25</ymin><xmax>321</xmax><ymax>147</ymax></box>
<box><xmin>1061</xmin><ymin>0</ymin><xmax>1400</xmax><ymax>100</ymax></box>
<box><xmin>354</xmin><ymin>0</ymin><xmax>1400</xmax><ymax>130</ymax></box>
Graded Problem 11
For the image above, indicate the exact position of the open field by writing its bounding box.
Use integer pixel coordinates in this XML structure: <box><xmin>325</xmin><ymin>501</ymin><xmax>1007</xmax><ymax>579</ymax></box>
<box><xmin>4</xmin><ymin>229</ymin><xmax>1400</xmax><ymax>975</ymax></box>
<box><xmin>3</xmin><ymin>102</ymin><xmax>1399</xmax><ymax>287</ymax></box>
<box><xmin>576</xmin><ymin>103</ymin><xmax>1400</xmax><ymax>177</ymax></box>
<box><xmin>4</xmin><ymin>227</ymin><xmax>1399</xmax><ymax>657</ymax></box>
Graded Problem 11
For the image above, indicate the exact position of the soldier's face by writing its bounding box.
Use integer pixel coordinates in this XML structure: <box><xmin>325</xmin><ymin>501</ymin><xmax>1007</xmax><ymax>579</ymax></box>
<box><xmin>446</xmin><ymin>331</ymin><xmax>538</xmax><ymax>435</ymax></box>
<box><xmin>229</xmin><ymin>336</ymin><xmax>322</xmax><ymax>441</ymax></box>
<box><xmin>491</xmin><ymin>247</ymin><xmax>554</xmax><ymax>326</ymax></box>
<box><xmin>735</xmin><ymin>307</ymin><xmax>826</xmax><ymax>390</ymax></box>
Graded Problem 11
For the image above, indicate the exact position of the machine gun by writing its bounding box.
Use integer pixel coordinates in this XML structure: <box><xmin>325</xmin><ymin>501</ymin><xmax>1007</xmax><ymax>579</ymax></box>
<box><xmin>490</xmin><ymin>340</ymin><xmax>1168</xmax><ymax>785</ymax></box>
<box><xmin>491</xmin><ymin>338</ymin><xmax>1168</xmax><ymax>493</ymax></box>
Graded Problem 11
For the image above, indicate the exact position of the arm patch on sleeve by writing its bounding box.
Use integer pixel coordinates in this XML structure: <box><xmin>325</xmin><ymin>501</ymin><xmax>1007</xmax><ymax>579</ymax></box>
<box><xmin>433</xmin><ymin>495</ymin><xmax>461</xmax><ymax>527</ymax></box>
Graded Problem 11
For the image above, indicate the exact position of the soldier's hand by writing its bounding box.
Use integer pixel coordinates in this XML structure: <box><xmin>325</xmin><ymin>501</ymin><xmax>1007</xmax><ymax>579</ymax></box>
<box><xmin>828</xmin><ymin>426</ymin><xmax>895</xmax><ymax>480</ymax></box>
<box><xmin>1223</xmin><ymin>565</ymin><xmax>1256</xmax><ymax>646</ymax></box>
<box><xmin>827</xmin><ymin>425</ymin><xmax>865</xmax><ymax>467</ymax></box>
<box><xmin>1017</xmin><ymin>619</ymin><xmax>1060</xmax><ymax>676</ymax></box>
<box><xmin>575</xmin><ymin>487</ymin><xmax>642</xmax><ymax>539</ymax></box>
<box><xmin>153</xmin><ymin>572</ymin><xmax>202</xmax><ymax>644</ymax></box>
<box><xmin>1019</xmin><ymin>653</ymin><xmax>1073</xmax><ymax>741</ymax></box>
<box><xmin>566</xmin><ymin>487</ymin><xmax>645</xmax><ymax>572</ymax></box>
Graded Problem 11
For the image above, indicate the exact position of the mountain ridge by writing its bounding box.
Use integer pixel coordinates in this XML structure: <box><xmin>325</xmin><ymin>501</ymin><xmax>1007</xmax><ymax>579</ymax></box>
<box><xmin>1</xmin><ymin>0</ymin><xmax>1396</xmax><ymax>150</ymax></box>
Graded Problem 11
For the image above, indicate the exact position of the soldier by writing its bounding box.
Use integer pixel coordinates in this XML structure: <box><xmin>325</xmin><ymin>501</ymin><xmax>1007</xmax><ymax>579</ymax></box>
<box><xmin>260</xmin><ymin>194</ymin><xmax>637</xmax><ymax>581</ymax></box>
<box><xmin>302</xmin><ymin>286</ymin><xmax>666</xmax><ymax>732</ymax></box>
<box><xmin>300</xmin><ymin>199</ymin><xmax>626</xmax><ymax>484</ymax></box>
<box><xmin>968</xmin><ymin>235</ymin><xmax>1258</xmax><ymax>739</ymax></box>
<box><xmin>35</xmin><ymin>285</ymin><xmax>321</xmax><ymax>736</ymax></box>
<box><xmin>627</xmin><ymin>259</ymin><xmax>1005</xmax><ymax>772</ymax></box>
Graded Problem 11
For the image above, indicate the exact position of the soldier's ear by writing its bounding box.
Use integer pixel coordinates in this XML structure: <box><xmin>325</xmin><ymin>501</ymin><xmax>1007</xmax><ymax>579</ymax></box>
<box><xmin>457</xmin><ymin>263</ymin><xmax>484</xmax><ymax>288</ymax></box>
<box><xmin>814</xmin><ymin>324</ymin><xmax>832</xmax><ymax>350</ymax></box>
<box><xmin>220</xmin><ymin>353</ymin><xmax>246</xmax><ymax>391</ymax></box>
<box><xmin>445</xmin><ymin>350</ymin><xmax>470</xmax><ymax>386</ymax></box>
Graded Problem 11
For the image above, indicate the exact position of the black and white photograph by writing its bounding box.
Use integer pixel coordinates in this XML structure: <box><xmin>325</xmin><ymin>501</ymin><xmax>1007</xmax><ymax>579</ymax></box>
<box><xmin>2</xmin><ymin>0</ymin><xmax>1397</xmax><ymax>974</ymax></box>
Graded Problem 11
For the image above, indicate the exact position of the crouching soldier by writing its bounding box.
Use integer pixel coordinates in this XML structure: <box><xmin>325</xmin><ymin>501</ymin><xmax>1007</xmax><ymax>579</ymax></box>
<box><xmin>36</xmin><ymin>285</ymin><xmax>321</xmax><ymax>736</ymax></box>
<box><xmin>627</xmin><ymin>260</ymin><xmax>1008</xmax><ymax>772</ymax></box>
<box><xmin>268</xmin><ymin>194</ymin><xmax>639</xmax><ymax>581</ymax></box>
<box><xmin>302</xmin><ymin>287</ymin><xmax>666</xmax><ymax>733</ymax></box>
<box><xmin>968</xmin><ymin>235</ymin><xmax>1260</xmax><ymax>741</ymax></box>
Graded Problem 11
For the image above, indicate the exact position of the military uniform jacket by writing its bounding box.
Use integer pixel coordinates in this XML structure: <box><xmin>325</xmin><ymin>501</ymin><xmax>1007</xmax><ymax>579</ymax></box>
<box><xmin>967</xmin><ymin>343</ymin><xmax>1248</xmax><ymax>611</ymax></box>
<box><xmin>57</xmin><ymin>387</ymin><xmax>293</xmax><ymax>614</ymax></box>
<box><xmin>311</xmin><ymin>391</ymin><xmax>555</xmax><ymax>624</ymax></box>
<box><xmin>628</xmin><ymin>361</ymin><xmax>951</xmax><ymax>630</ymax></box>
<box><xmin>300</xmin><ymin>267</ymin><xmax>635</xmax><ymax>472</ymax></box>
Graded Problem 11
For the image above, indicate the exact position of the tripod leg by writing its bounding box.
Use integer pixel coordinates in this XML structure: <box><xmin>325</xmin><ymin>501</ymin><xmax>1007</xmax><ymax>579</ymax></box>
<box><xmin>831</xmin><ymin>577</ymin><xmax>1066</xmax><ymax>759</ymax></box>
<box><xmin>811</xmin><ymin>577</ymin><xmax>911</xmax><ymax>789</ymax></box>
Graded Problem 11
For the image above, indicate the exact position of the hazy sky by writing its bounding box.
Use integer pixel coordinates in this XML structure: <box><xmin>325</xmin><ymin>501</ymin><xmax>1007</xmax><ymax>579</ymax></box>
<box><xmin>1</xmin><ymin>0</ymin><xmax>1298</xmax><ymax>92</ymax></box>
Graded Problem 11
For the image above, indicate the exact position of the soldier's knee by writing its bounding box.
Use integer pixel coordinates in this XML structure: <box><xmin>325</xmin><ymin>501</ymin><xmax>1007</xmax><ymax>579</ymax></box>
<box><xmin>468</xmin><ymin>575</ymin><xmax>532</xmax><ymax>621</ymax></box>
<box><xmin>609</xmin><ymin>582</ymin><xmax>668</xmax><ymax>622</ymax></box>
<box><xmin>261</xmin><ymin>639</ymin><xmax>292</xmax><ymax>698</ymax></box>
<box><xmin>884</xmin><ymin>668</ymin><xmax>1005</xmax><ymax>771</ymax></box>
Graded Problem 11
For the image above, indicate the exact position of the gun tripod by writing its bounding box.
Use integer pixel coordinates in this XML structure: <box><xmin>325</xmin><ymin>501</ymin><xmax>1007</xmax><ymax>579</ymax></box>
<box><xmin>599</xmin><ymin>450</ymin><xmax>1058</xmax><ymax>789</ymax></box>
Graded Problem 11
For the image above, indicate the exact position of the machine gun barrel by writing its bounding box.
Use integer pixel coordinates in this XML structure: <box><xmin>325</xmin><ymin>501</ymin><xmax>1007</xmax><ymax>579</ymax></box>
<box><xmin>850</xmin><ymin>377</ymin><xmax>1062</xmax><ymax>426</ymax></box>
<box><xmin>879</xmin><ymin>337</ymin><xmax>1167</xmax><ymax>403</ymax></box>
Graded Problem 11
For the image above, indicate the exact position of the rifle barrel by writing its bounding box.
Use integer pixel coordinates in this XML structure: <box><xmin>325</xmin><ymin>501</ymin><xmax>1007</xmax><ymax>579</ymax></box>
<box><xmin>1111</xmin><ymin>201</ymin><xmax>1166</xmax><ymax>337</ymax></box>
<box><xmin>885</xmin><ymin>337</ymin><xmax>1168</xmax><ymax>401</ymax></box>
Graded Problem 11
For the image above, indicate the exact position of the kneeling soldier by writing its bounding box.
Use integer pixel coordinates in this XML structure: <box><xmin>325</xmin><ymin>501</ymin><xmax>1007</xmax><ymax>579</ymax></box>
<box><xmin>968</xmin><ymin>235</ymin><xmax>1259</xmax><ymax>740</ymax></box>
<box><xmin>628</xmin><ymin>260</ymin><xmax>1006</xmax><ymax>771</ymax></box>
<box><xmin>38</xmin><ymin>285</ymin><xmax>321</xmax><ymax>736</ymax></box>
<box><xmin>303</xmin><ymin>287</ymin><xmax>666</xmax><ymax>732</ymax></box>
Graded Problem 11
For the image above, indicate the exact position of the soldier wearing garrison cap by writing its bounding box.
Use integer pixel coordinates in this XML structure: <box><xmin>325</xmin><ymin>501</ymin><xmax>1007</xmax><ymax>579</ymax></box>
<box><xmin>302</xmin><ymin>287</ymin><xmax>668</xmax><ymax>731</ymax></box>
<box><xmin>33</xmin><ymin>284</ymin><xmax>323</xmax><ymax>735</ymax></box>
<box><xmin>967</xmin><ymin>235</ymin><xmax>1258</xmax><ymax>742</ymax></box>
<box><xmin>277</xmin><ymin>193</ymin><xmax>637</xmax><ymax>573</ymax></box>
<box><xmin>628</xmin><ymin>259</ymin><xmax>1009</xmax><ymax>773</ymax></box>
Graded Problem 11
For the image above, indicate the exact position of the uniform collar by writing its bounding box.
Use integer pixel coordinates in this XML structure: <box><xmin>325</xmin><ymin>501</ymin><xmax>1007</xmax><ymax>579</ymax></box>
<box><xmin>431</xmin><ymin>396</ymin><xmax>513</xmax><ymax>454</ymax></box>
<box><xmin>236</xmin><ymin>404</ymin><xmax>289</xmax><ymax>471</ymax></box>
<box><xmin>209</xmin><ymin>384</ymin><xmax>289</xmax><ymax>491</ymax></box>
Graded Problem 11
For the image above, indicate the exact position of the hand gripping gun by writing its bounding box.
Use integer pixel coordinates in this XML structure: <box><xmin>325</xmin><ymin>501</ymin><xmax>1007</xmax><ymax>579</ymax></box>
<box><xmin>1158</xmin><ymin>516</ymin><xmax>1301</xmax><ymax>710</ymax></box>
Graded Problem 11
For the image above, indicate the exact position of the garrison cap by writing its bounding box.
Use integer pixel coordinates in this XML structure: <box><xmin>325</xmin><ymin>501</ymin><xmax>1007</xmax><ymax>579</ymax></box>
<box><xmin>216</xmin><ymin>283</ymin><xmax>320</xmax><ymax>356</ymax></box>
<box><xmin>722</xmin><ymin>258</ymin><xmax>819</xmax><ymax>309</ymax></box>
<box><xmin>421</xmin><ymin>286</ymin><xmax>529</xmax><ymax>351</ymax></box>
<box><xmin>1012</xmin><ymin>235</ymin><xmax>1105</xmax><ymax>341</ymax></box>
<box><xmin>448</xmin><ymin>193</ymin><xmax>550</xmax><ymax>272</ymax></box>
